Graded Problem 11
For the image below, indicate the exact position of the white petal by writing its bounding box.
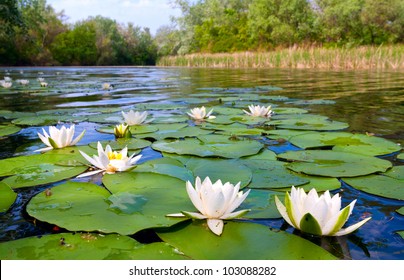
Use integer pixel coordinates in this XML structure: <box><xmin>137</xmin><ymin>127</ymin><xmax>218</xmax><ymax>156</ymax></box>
<box><xmin>274</xmin><ymin>195</ymin><xmax>294</xmax><ymax>227</ymax></box>
<box><xmin>186</xmin><ymin>180</ymin><xmax>205</xmax><ymax>215</ymax></box>
<box><xmin>207</xmin><ymin>219</ymin><xmax>224</xmax><ymax>236</ymax></box>
<box><xmin>333</xmin><ymin>217</ymin><xmax>371</xmax><ymax>236</ymax></box>
<box><xmin>76</xmin><ymin>169</ymin><xmax>104</xmax><ymax>178</ymax></box>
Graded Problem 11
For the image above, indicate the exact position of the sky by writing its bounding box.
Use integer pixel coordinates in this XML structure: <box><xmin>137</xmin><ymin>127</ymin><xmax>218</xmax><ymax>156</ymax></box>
<box><xmin>46</xmin><ymin>0</ymin><xmax>182</xmax><ymax>35</ymax></box>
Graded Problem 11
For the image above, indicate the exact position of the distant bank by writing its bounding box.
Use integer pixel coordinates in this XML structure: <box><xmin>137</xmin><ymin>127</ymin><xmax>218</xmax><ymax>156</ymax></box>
<box><xmin>157</xmin><ymin>45</ymin><xmax>404</xmax><ymax>70</ymax></box>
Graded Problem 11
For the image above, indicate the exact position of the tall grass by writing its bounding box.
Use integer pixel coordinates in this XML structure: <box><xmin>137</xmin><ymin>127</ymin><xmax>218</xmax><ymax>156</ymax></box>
<box><xmin>157</xmin><ymin>45</ymin><xmax>404</xmax><ymax>70</ymax></box>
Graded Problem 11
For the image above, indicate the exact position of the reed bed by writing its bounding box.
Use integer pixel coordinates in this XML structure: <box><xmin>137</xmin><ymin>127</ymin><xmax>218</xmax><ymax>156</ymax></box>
<box><xmin>157</xmin><ymin>45</ymin><xmax>404</xmax><ymax>70</ymax></box>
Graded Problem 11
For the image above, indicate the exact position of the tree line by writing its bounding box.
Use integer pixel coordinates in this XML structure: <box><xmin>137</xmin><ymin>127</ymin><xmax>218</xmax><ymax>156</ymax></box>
<box><xmin>1</xmin><ymin>0</ymin><xmax>403</xmax><ymax>66</ymax></box>
<box><xmin>0</xmin><ymin>0</ymin><xmax>156</xmax><ymax>66</ymax></box>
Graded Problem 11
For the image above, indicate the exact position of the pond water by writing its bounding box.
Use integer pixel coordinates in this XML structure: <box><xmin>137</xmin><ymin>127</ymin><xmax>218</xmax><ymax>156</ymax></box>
<box><xmin>0</xmin><ymin>66</ymin><xmax>403</xmax><ymax>260</ymax></box>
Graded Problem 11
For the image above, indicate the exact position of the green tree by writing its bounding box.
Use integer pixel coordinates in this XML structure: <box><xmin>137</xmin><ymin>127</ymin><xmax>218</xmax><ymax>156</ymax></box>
<box><xmin>51</xmin><ymin>20</ymin><xmax>97</xmax><ymax>65</ymax></box>
<box><xmin>360</xmin><ymin>0</ymin><xmax>404</xmax><ymax>44</ymax></box>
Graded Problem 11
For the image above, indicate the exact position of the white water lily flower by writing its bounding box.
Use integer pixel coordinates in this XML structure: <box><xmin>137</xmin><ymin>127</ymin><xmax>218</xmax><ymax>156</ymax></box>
<box><xmin>1</xmin><ymin>81</ymin><xmax>12</xmax><ymax>88</ymax></box>
<box><xmin>102</xmin><ymin>83</ymin><xmax>113</xmax><ymax>90</ymax></box>
<box><xmin>167</xmin><ymin>176</ymin><xmax>251</xmax><ymax>236</ymax></box>
<box><xmin>243</xmin><ymin>104</ymin><xmax>273</xmax><ymax>118</ymax></box>
<box><xmin>4</xmin><ymin>77</ymin><xmax>12</xmax><ymax>82</ymax></box>
<box><xmin>114</xmin><ymin>123</ymin><xmax>132</xmax><ymax>138</ymax></box>
<box><xmin>78</xmin><ymin>141</ymin><xmax>142</xmax><ymax>177</ymax></box>
<box><xmin>187</xmin><ymin>106</ymin><xmax>215</xmax><ymax>121</ymax></box>
<box><xmin>122</xmin><ymin>110</ymin><xmax>148</xmax><ymax>125</ymax></box>
<box><xmin>17</xmin><ymin>79</ymin><xmax>29</xmax><ymax>85</ymax></box>
<box><xmin>40</xmin><ymin>82</ymin><xmax>48</xmax><ymax>87</ymax></box>
<box><xmin>36</xmin><ymin>125</ymin><xmax>86</xmax><ymax>152</ymax></box>
<box><xmin>37</xmin><ymin>77</ymin><xmax>45</xmax><ymax>82</ymax></box>
<box><xmin>275</xmin><ymin>186</ymin><xmax>371</xmax><ymax>236</ymax></box>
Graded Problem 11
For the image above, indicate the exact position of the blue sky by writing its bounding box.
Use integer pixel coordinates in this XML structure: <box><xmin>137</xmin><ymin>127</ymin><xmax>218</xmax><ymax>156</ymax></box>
<box><xmin>47</xmin><ymin>0</ymin><xmax>182</xmax><ymax>35</ymax></box>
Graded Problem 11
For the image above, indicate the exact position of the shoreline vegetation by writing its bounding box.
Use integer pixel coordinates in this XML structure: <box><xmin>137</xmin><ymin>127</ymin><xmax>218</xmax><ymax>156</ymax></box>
<box><xmin>157</xmin><ymin>45</ymin><xmax>404</xmax><ymax>70</ymax></box>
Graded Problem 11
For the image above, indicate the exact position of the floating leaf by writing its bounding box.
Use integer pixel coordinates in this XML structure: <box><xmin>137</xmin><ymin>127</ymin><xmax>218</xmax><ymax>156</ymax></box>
<box><xmin>243</xmin><ymin>189</ymin><xmax>283</xmax><ymax>219</ymax></box>
<box><xmin>398</xmin><ymin>153</ymin><xmax>404</xmax><ymax>161</ymax></box>
<box><xmin>384</xmin><ymin>166</ymin><xmax>404</xmax><ymax>180</ymax></box>
<box><xmin>2</xmin><ymin>164</ymin><xmax>88</xmax><ymax>189</ymax></box>
<box><xmin>343</xmin><ymin>175</ymin><xmax>404</xmax><ymax>200</ymax></box>
<box><xmin>0</xmin><ymin>181</ymin><xmax>17</xmax><ymax>212</ymax></box>
<box><xmin>271</xmin><ymin>116</ymin><xmax>349</xmax><ymax>131</ymax></box>
<box><xmin>156</xmin><ymin>220</ymin><xmax>337</xmax><ymax>260</ymax></box>
<box><xmin>88</xmin><ymin>138</ymin><xmax>151</xmax><ymax>151</ymax></box>
<box><xmin>0</xmin><ymin>125</ymin><xmax>21</xmax><ymax>137</ymax></box>
<box><xmin>0</xmin><ymin>233</ymin><xmax>186</xmax><ymax>260</ymax></box>
<box><xmin>184</xmin><ymin>157</ymin><xmax>252</xmax><ymax>188</ymax></box>
<box><xmin>97</xmin><ymin>125</ymin><xmax>158</xmax><ymax>135</ymax></box>
<box><xmin>27</xmin><ymin>178</ymin><xmax>193</xmax><ymax>235</ymax></box>
<box><xmin>152</xmin><ymin>137</ymin><xmax>264</xmax><ymax>158</ymax></box>
<box><xmin>397</xmin><ymin>207</ymin><xmax>404</xmax><ymax>216</ymax></box>
<box><xmin>278</xmin><ymin>150</ymin><xmax>392</xmax><ymax>177</ymax></box>
<box><xmin>107</xmin><ymin>192</ymin><xmax>148</xmax><ymax>214</ymax></box>
<box><xmin>289</xmin><ymin>132</ymin><xmax>401</xmax><ymax>156</ymax></box>
<box><xmin>134</xmin><ymin>157</ymin><xmax>194</xmax><ymax>182</ymax></box>
<box><xmin>241</xmin><ymin>160</ymin><xmax>308</xmax><ymax>189</ymax></box>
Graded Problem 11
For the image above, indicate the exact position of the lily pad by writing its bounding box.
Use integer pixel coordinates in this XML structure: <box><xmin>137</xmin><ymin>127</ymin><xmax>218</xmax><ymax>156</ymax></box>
<box><xmin>243</xmin><ymin>189</ymin><xmax>283</xmax><ymax>219</ymax></box>
<box><xmin>396</xmin><ymin>207</ymin><xmax>404</xmax><ymax>216</ymax></box>
<box><xmin>0</xmin><ymin>149</ymin><xmax>90</xmax><ymax>177</ymax></box>
<box><xmin>156</xmin><ymin>220</ymin><xmax>337</xmax><ymax>260</ymax></box>
<box><xmin>343</xmin><ymin>175</ymin><xmax>404</xmax><ymax>200</ymax></box>
<box><xmin>12</xmin><ymin>115</ymin><xmax>87</xmax><ymax>126</ymax></box>
<box><xmin>278</xmin><ymin>150</ymin><xmax>392</xmax><ymax>177</ymax></box>
<box><xmin>152</xmin><ymin>137</ymin><xmax>264</xmax><ymax>158</ymax></box>
<box><xmin>288</xmin><ymin>132</ymin><xmax>401</xmax><ymax>156</ymax></box>
<box><xmin>201</xmin><ymin>123</ymin><xmax>267</xmax><ymax>136</ymax></box>
<box><xmin>0</xmin><ymin>181</ymin><xmax>17</xmax><ymax>212</ymax></box>
<box><xmin>0</xmin><ymin>124</ymin><xmax>21</xmax><ymax>137</ymax></box>
<box><xmin>88</xmin><ymin>138</ymin><xmax>151</xmax><ymax>151</ymax></box>
<box><xmin>134</xmin><ymin>157</ymin><xmax>194</xmax><ymax>182</ymax></box>
<box><xmin>2</xmin><ymin>164</ymin><xmax>88</xmax><ymax>189</ymax></box>
<box><xmin>398</xmin><ymin>153</ymin><xmax>404</xmax><ymax>160</ymax></box>
<box><xmin>384</xmin><ymin>166</ymin><xmax>404</xmax><ymax>180</ymax></box>
<box><xmin>27</xmin><ymin>177</ymin><xmax>193</xmax><ymax>235</ymax></box>
<box><xmin>97</xmin><ymin>125</ymin><xmax>158</xmax><ymax>135</ymax></box>
<box><xmin>271</xmin><ymin>116</ymin><xmax>349</xmax><ymax>131</ymax></box>
<box><xmin>0</xmin><ymin>233</ymin><xmax>187</xmax><ymax>260</ymax></box>
<box><xmin>183</xmin><ymin>157</ymin><xmax>252</xmax><ymax>188</ymax></box>
<box><xmin>241</xmin><ymin>160</ymin><xmax>309</xmax><ymax>189</ymax></box>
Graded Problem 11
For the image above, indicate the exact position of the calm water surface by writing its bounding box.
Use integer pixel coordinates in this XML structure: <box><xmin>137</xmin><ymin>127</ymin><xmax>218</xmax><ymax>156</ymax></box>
<box><xmin>0</xmin><ymin>67</ymin><xmax>403</xmax><ymax>260</ymax></box>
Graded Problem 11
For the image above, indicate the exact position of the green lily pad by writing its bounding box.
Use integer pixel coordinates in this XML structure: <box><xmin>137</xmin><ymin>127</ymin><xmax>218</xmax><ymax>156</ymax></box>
<box><xmin>0</xmin><ymin>233</ymin><xmax>187</xmax><ymax>260</ymax></box>
<box><xmin>294</xmin><ymin>175</ymin><xmax>341</xmax><ymax>192</ymax></box>
<box><xmin>0</xmin><ymin>147</ymin><xmax>93</xmax><ymax>177</ymax></box>
<box><xmin>271</xmin><ymin>116</ymin><xmax>349</xmax><ymax>131</ymax></box>
<box><xmin>396</xmin><ymin>207</ymin><xmax>404</xmax><ymax>216</ymax></box>
<box><xmin>87</xmin><ymin>113</ymin><xmax>124</xmax><ymax>124</ymax></box>
<box><xmin>0</xmin><ymin>124</ymin><xmax>21</xmax><ymax>137</ymax></box>
<box><xmin>88</xmin><ymin>138</ymin><xmax>151</xmax><ymax>151</ymax></box>
<box><xmin>156</xmin><ymin>220</ymin><xmax>337</xmax><ymax>260</ymax></box>
<box><xmin>152</xmin><ymin>115</ymin><xmax>189</xmax><ymax>123</ymax></box>
<box><xmin>27</xmin><ymin>177</ymin><xmax>193</xmax><ymax>235</ymax></box>
<box><xmin>183</xmin><ymin>157</ymin><xmax>252</xmax><ymax>188</ymax></box>
<box><xmin>384</xmin><ymin>166</ymin><xmax>404</xmax><ymax>180</ymax></box>
<box><xmin>152</xmin><ymin>137</ymin><xmax>264</xmax><ymax>158</ymax></box>
<box><xmin>241</xmin><ymin>160</ymin><xmax>308</xmax><ymax>189</ymax></box>
<box><xmin>11</xmin><ymin>115</ymin><xmax>87</xmax><ymax>126</ymax></box>
<box><xmin>138</xmin><ymin>123</ymin><xmax>189</xmax><ymax>140</ymax></box>
<box><xmin>134</xmin><ymin>157</ymin><xmax>194</xmax><ymax>182</ymax></box>
<box><xmin>243</xmin><ymin>189</ymin><xmax>283</xmax><ymax>219</ymax></box>
<box><xmin>398</xmin><ymin>153</ymin><xmax>404</xmax><ymax>160</ymax></box>
<box><xmin>2</xmin><ymin>164</ymin><xmax>88</xmax><ymax>189</ymax></box>
<box><xmin>97</xmin><ymin>125</ymin><xmax>158</xmax><ymax>135</ymax></box>
<box><xmin>398</xmin><ymin>231</ymin><xmax>404</xmax><ymax>240</ymax></box>
<box><xmin>289</xmin><ymin>132</ymin><xmax>401</xmax><ymax>156</ymax></box>
<box><xmin>287</xmin><ymin>99</ymin><xmax>336</xmax><ymax>105</ymax></box>
<box><xmin>266</xmin><ymin>129</ymin><xmax>311</xmax><ymax>141</ymax></box>
<box><xmin>278</xmin><ymin>150</ymin><xmax>392</xmax><ymax>177</ymax></box>
<box><xmin>343</xmin><ymin>175</ymin><xmax>404</xmax><ymax>200</ymax></box>
<box><xmin>0</xmin><ymin>110</ymin><xmax>36</xmax><ymax>120</ymax></box>
<box><xmin>0</xmin><ymin>181</ymin><xmax>17</xmax><ymax>212</ymax></box>
<box><xmin>106</xmin><ymin>192</ymin><xmax>148</xmax><ymax>214</ymax></box>
<box><xmin>201</xmin><ymin>123</ymin><xmax>267</xmax><ymax>136</ymax></box>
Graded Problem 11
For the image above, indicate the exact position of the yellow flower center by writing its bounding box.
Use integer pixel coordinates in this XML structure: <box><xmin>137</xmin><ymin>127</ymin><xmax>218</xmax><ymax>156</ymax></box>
<box><xmin>107</xmin><ymin>151</ymin><xmax>123</xmax><ymax>160</ymax></box>
<box><xmin>106</xmin><ymin>164</ymin><xmax>118</xmax><ymax>173</ymax></box>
